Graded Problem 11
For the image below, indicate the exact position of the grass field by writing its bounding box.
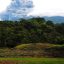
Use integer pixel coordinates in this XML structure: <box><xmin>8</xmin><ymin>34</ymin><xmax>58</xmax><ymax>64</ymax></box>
<box><xmin>0</xmin><ymin>58</ymin><xmax>64</xmax><ymax>64</ymax></box>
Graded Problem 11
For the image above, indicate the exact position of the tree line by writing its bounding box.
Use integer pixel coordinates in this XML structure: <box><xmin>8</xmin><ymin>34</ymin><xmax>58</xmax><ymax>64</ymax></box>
<box><xmin>0</xmin><ymin>17</ymin><xmax>64</xmax><ymax>48</ymax></box>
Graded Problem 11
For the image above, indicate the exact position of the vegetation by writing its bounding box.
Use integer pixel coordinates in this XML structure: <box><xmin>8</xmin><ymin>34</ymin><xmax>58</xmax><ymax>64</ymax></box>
<box><xmin>0</xmin><ymin>43</ymin><xmax>63</xmax><ymax>57</ymax></box>
<box><xmin>0</xmin><ymin>17</ymin><xmax>64</xmax><ymax>48</ymax></box>
<box><xmin>0</xmin><ymin>13</ymin><xmax>64</xmax><ymax>64</ymax></box>
<box><xmin>0</xmin><ymin>58</ymin><xmax>64</xmax><ymax>64</ymax></box>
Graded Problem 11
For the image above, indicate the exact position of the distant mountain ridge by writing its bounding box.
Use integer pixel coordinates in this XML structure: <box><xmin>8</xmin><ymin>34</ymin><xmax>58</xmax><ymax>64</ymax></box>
<box><xmin>44</xmin><ymin>16</ymin><xmax>64</xmax><ymax>23</ymax></box>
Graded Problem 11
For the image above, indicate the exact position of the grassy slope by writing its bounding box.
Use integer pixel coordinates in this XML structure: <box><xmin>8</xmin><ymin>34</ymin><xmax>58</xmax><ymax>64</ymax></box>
<box><xmin>0</xmin><ymin>43</ymin><xmax>64</xmax><ymax>57</ymax></box>
<box><xmin>15</xmin><ymin>43</ymin><xmax>64</xmax><ymax>49</ymax></box>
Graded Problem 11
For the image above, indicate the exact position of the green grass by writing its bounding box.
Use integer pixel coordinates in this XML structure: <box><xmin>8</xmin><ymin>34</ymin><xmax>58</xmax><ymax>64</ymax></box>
<box><xmin>0</xmin><ymin>58</ymin><xmax>64</xmax><ymax>64</ymax></box>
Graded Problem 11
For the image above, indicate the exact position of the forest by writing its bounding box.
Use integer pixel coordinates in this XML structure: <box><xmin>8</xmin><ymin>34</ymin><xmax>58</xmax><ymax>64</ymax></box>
<box><xmin>0</xmin><ymin>17</ymin><xmax>64</xmax><ymax>48</ymax></box>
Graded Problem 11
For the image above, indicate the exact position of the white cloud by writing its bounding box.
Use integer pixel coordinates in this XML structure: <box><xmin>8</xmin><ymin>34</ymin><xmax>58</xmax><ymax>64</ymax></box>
<box><xmin>0</xmin><ymin>0</ymin><xmax>33</xmax><ymax>20</ymax></box>
<box><xmin>0</xmin><ymin>0</ymin><xmax>12</xmax><ymax>13</ymax></box>
<box><xmin>28</xmin><ymin>0</ymin><xmax>64</xmax><ymax>16</ymax></box>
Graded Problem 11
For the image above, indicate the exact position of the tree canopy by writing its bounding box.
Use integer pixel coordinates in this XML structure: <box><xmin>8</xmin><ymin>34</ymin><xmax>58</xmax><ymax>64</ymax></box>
<box><xmin>0</xmin><ymin>17</ymin><xmax>64</xmax><ymax>48</ymax></box>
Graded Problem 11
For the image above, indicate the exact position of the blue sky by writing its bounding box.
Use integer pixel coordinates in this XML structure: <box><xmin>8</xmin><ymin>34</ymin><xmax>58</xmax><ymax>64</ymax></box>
<box><xmin>0</xmin><ymin>0</ymin><xmax>64</xmax><ymax>20</ymax></box>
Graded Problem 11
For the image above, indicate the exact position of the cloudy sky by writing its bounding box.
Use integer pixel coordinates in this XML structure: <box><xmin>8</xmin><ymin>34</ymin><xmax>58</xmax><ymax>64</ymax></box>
<box><xmin>29</xmin><ymin>0</ymin><xmax>64</xmax><ymax>16</ymax></box>
<box><xmin>0</xmin><ymin>0</ymin><xmax>64</xmax><ymax>20</ymax></box>
<box><xmin>0</xmin><ymin>0</ymin><xmax>12</xmax><ymax>13</ymax></box>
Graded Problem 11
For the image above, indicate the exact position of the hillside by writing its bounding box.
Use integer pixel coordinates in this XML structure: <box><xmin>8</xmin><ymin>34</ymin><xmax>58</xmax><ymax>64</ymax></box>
<box><xmin>0</xmin><ymin>17</ymin><xmax>64</xmax><ymax>58</ymax></box>
<box><xmin>0</xmin><ymin>43</ymin><xmax>64</xmax><ymax>57</ymax></box>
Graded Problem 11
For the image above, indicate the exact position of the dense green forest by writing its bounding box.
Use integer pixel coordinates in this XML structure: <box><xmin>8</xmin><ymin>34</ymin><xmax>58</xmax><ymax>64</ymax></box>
<box><xmin>0</xmin><ymin>17</ymin><xmax>64</xmax><ymax>48</ymax></box>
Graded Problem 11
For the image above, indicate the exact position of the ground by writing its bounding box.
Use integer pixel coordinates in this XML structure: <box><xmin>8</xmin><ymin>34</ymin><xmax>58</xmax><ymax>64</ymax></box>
<box><xmin>0</xmin><ymin>58</ymin><xmax>64</xmax><ymax>64</ymax></box>
<box><xmin>0</xmin><ymin>43</ymin><xmax>64</xmax><ymax>64</ymax></box>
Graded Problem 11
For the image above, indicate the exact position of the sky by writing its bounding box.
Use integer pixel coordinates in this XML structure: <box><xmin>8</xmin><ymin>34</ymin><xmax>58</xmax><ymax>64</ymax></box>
<box><xmin>0</xmin><ymin>0</ymin><xmax>12</xmax><ymax>13</ymax></box>
<box><xmin>28</xmin><ymin>0</ymin><xmax>64</xmax><ymax>16</ymax></box>
<box><xmin>0</xmin><ymin>0</ymin><xmax>33</xmax><ymax>20</ymax></box>
<box><xmin>0</xmin><ymin>0</ymin><xmax>64</xmax><ymax>20</ymax></box>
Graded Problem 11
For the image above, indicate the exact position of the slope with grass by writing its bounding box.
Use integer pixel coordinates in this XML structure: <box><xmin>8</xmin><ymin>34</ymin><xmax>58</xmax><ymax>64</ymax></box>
<box><xmin>0</xmin><ymin>43</ymin><xmax>64</xmax><ymax>57</ymax></box>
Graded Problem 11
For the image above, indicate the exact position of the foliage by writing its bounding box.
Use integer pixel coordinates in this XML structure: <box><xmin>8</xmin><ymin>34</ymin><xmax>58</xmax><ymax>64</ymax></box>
<box><xmin>0</xmin><ymin>17</ymin><xmax>64</xmax><ymax>48</ymax></box>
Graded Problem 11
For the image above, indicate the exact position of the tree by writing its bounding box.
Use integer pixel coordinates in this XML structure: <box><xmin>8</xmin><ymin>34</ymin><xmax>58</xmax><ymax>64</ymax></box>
<box><xmin>46</xmin><ymin>20</ymin><xmax>54</xmax><ymax>26</ymax></box>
